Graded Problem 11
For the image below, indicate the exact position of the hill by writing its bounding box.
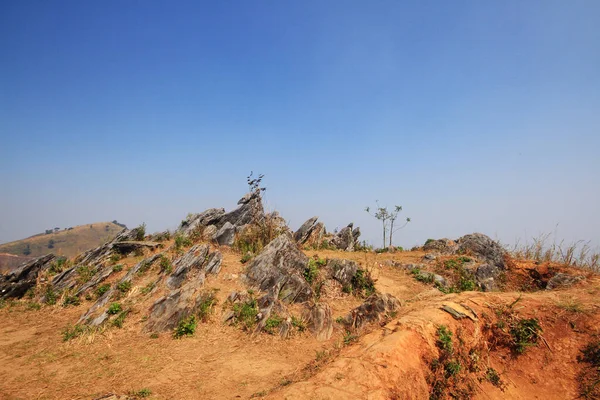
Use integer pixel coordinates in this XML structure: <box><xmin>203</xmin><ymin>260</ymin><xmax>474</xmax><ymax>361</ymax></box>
<box><xmin>0</xmin><ymin>222</ymin><xmax>124</xmax><ymax>259</ymax></box>
<box><xmin>0</xmin><ymin>253</ymin><xmax>34</xmax><ymax>274</ymax></box>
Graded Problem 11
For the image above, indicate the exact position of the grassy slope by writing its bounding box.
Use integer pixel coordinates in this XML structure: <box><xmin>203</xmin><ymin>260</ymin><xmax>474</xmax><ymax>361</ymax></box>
<box><xmin>0</xmin><ymin>222</ymin><xmax>124</xmax><ymax>258</ymax></box>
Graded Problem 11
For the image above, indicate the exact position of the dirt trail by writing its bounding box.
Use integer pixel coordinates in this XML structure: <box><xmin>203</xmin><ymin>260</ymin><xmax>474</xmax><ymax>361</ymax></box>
<box><xmin>1</xmin><ymin>248</ymin><xmax>598</xmax><ymax>399</ymax></box>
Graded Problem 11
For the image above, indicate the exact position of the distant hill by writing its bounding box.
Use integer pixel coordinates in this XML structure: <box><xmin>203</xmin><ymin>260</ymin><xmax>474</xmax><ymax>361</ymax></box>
<box><xmin>0</xmin><ymin>222</ymin><xmax>125</xmax><ymax>261</ymax></box>
<box><xmin>0</xmin><ymin>253</ymin><xmax>34</xmax><ymax>274</ymax></box>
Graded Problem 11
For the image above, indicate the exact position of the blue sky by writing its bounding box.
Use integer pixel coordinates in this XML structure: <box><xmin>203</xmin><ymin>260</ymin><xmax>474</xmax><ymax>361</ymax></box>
<box><xmin>1</xmin><ymin>0</ymin><xmax>599</xmax><ymax>249</ymax></box>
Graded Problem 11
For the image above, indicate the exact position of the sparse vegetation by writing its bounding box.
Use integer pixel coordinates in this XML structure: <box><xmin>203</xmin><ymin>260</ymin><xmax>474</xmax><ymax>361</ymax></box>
<box><xmin>129</xmin><ymin>388</ymin><xmax>152</xmax><ymax>398</ymax></box>
<box><xmin>578</xmin><ymin>339</ymin><xmax>600</xmax><ymax>398</ymax></box>
<box><xmin>62</xmin><ymin>324</ymin><xmax>87</xmax><ymax>341</ymax></box>
<box><xmin>112</xmin><ymin>310</ymin><xmax>129</xmax><ymax>328</ymax></box>
<box><xmin>264</xmin><ymin>314</ymin><xmax>283</xmax><ymax>335</ymax></box>
<box><xmin>304</xmin><ymin>258</ymin><xmax>325</xmax><ymax>284</ymax></box>
<box><xmin>112</xmin><ymin>264</ymin><xmax>124</xmax><ymax>272</ymax></box>
<box><xmin>141</xmin><ymin>282</ymin><xmax>155</xmax><ymax>295</ymax></box>
<box><xmin>159</xmin><ymin>255</ymin><xmax>173</xmax><ymax>274</ymax></box>
<box><xmin>174</xmin><ymin>315</ymin><xmax>197</xmax><ymax>338</ymax></box>
<box><xmin>62</xmin><ymin>294</ymin><xmax>80</xmax><ymax>307</ymax></box>
<box><xmin>196</xmin><ymin>291</ymin><xmax>218</xmax><ymax>322</ymax></box>
<box><xmin>135</xmin><ymin>223</ymin><xmax>146</xmax><ymax>241</ymax></box>
<box><xmin>107</xmin><ymin>302</ymin><xmax>122</xmax><ymax>315</ymax></box>
<box><xmin>365</xmin><ymin>202</ymin><xmax>410</xmax><ymax>248</ymax></box>
<box><xmin>96</xmin><ymin>283</ymin><xmax>111</xmax><ymax>297</ymax></box>
<box><xmin>76</xmin><ymin>265</ymin><xmax>95</xmax><ymax>284</ymax></box>
<box><xmin>350</xmin><ymin>268</ymin><xmax>376</xmax><ymax>297</ymax></box>
<box><xmin>488</xmin><ymin>300</ymin><xmax>543</xmax><ymax>355</ymax></box>
<box><xmin>49</xmin><ymin>257</ymin><xmax>69</xmax><ymax>274</ymax></box>
<box><xmin>44</xmin><ymin>285</ymin><xmax>58</xmax><ymax>305</ymax></box>
<box><xmin>291</xmin><ymin>315</ymin><xmax>306</xmax><ymax>332</ymax></box>
<box><xmin>231</xmin><ymin>297</ymin><xmax>259</xmax><ymax>331</ymax></box>
<box><xmin>117</xmin><ymin>280</ymin><xmax>132</xmax><ymax>293</ymax></box>
<box><xmin>174</xmin><ymin>234</ymin><xmax>192</xmax><ymax>251</ymax></box>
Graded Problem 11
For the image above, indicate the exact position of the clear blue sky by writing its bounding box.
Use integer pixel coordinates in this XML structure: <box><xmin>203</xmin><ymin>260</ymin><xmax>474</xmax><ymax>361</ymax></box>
<box><xmin>1</xmin><ymin>0</ymin><xmax>599</xmax><ymax>249</ymax></box>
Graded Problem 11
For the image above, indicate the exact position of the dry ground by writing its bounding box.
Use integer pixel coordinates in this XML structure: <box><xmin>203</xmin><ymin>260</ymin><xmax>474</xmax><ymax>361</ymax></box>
<box><xmin>1</xmin><ymin>246</ymin><xmax>599</xmax><ymax>400</ymax></box>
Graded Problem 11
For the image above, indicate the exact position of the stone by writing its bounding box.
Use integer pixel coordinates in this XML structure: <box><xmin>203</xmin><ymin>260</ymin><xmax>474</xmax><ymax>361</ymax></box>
<box><xmin>204</xmin><ymin>251</ymin><xmax>223</xmax><ymax>275</ymax></box>
<box><xmin>213</xmin><ymin>222</ymin><xmax>236</xmax><ymax>246</ymax></box>
<box><xmin>0</xmin><ymin>254</ymin><xmax>55</xmax><ymax>299</ymax></box>
<box><xmin>294</xmin><ymin>217</ymin><xmax>319</xmax><ymax>244</ymax></box>
<box><xmin>167</xmin><ymin>244</ymin><xmax>209</xmax><ymax>289</ymax></box>
<box><xmin>331</xmin><ymin>223</ymin><xmax>358</xmax><ymax>251</ymax></box>
<box><xmin>457</xmin><ymin>233</ymin><xmax>506</xmax><ymax>269</ymax></box>
<box><xmin>423</xmin><ymin>254</ymin><xmax>437</xmax><ymax>261</ymax></box>
<box><xmin>177</xmin><ymin>208</ymin><xmax>226</xmax><ymax>237</ymax></box>
<box><xmin>246</xmin><ymin>234</ymin><xmax>312</xmax><ymax>303</ymax></box>
<box><xmin>342</xmin><ymin>293</ymin><xmax>401</xmax><ymax>330</ymax></box>
<box><xmin>422</xmin><ymin>238</ymin><xmax>458</xmax><ymax>254</ymax></box>
<box><xmin>146</xmin><ymin>285</ymin><xmax>196</xmax><ymax>333</ymax></box>
<box><xmin>219</xmin><ymin>191</ymin><xmax>264</xmax><ymax>228</ymax></box>
<box><xmin>327</xmin><ymin>259</ymin><xmax>358</xmax><ymax>287</ymax></box>
<box><xmin>306</xmin><ymin>303</ymin><xmax>333</xmax><ymax>341</ymax></box>
<box><xmin>474</xmin><ymin>264</ymin><xmax>500</xmax><ymax>292</ymax></box>
<box><xmin>111</xmin><ymin>241</ymin><xmax>161</xmax><ymax>255</ymax></box>
<box><xmin>546</xmin><ymin>273</ymin><xmax>586</xmax><ymax>290</ymax></box>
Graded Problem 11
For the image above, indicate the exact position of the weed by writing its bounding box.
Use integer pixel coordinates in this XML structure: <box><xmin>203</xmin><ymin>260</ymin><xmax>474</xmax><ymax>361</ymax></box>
<box><xmin>107</xmin><ymin>302</ymin><xmax>122</xmax><ymax>315</ymax></box>
<box><xmin>232</xmin><ymin>298</ymin><xmax>259</xmax><ymax>331</ymax></box>
<box><xmin>557</xmin><ymin>298</ymin><xmax>585</xmax><ymax>313</ymax></box>
<box><xmin>137</xmin><ymin>259</ymin><xmax>152</xmax><ymax>275</ymax></box>
<box><xmin>196</xmin><ymin>291</ymin><xmax>218</xmax><ymax>322</ymax></box>
<box><xmin>112</xmin><ymin>264</ymin><xmax>124</xmax><ymax>272</ymax></box>
<box><xmin>110</xmin><ymin>253</ymin><xmax>121</xmax><ymax>264</ymax></box>
<box><xmin>129</xmin><ymin>388</ymin><xmax>152</xmax><ymax>398</ymax></box>
<box><xmin>485</xmin><ymin>367</ymin><xmax>502</xmax><ymax>387</ymax></box>
<box><xmin>174</xmin><ymin>234</ymin><xmax>192</xmax><ymax>251</ymax></box>
<box><xmin>141</xmin><ymin>282</ymin><xmax>155</xmax><ymax>295</ymax></box>
<box><xmin>96</xmin><ymin>284</ymin><xmax>111</xmax><ymax>297</ymax></box>
<box><xmin>62</xmin><ymin>295</ymin><xmax>81</xmax><ymax>307</ymax></box>
<box><xmin>173</xmin><ymin>315</ymin><xmax>197</xmax><ymax>338</ymax></box>
<box><xmin>112</xmin><ymin>310</ymin><xmax>129</xmax><ymax>328</ymax></box>
<box><xmin>304</xmin><ymin>259</ymin><xmax>320</xmax><ymax>284</ymax></box>
<box><xmin>436</xmin><ymin>325</ymin><xmax>453</xmax><ymax>353</ymax></box>
<box><xmin>343</xmin><ymin>330</ymin><xmax>358</xmax><ymax>345</ymax></box>
<box><xmin>291</xmin><ymin>315</ymin><xmax>306</xmax><ymax>332</ymax></box>
<box><xmin>76</xmin><ymin>265</ymin><xmax>95</xmax><ymax>284</ymax></box>
<box><xmin>444</xmin><ymin>360</ymin><xmax>461</xmax><ymax>377</ymax></box>
<box><xmin>45</xmin><ymin>285</ymin><xmax>58</xmax><ymax>305</ymax></box>
<box><xmin>117</xmin><ymin>280</ymin><xmax>132</xmax><ymax>293</ymax></box>
<box><xmin>240</xmin><ymin>252</ymin><xmax>253</xmax><ymax>264</ymax></box>
<box><xmin>335</xmin><ymin>316</ymin><xmax>345</xmax><ymax>324</ymax></box>
<box><xmin>510</xmin><ymin>318</ymin><xmax>542</xmax><ymax>354</ymax></box>
<box><xmin>135</xmin><ymin>223</ymin><xmax>146</xmax><ymax>241</ymax></box>
<box><xmin>49</xmin><ymin>257</ymin><xmax>70</xmax><ymax>274</ymax></box>
<box><xmin>62</xmin><ymin>324</ymin><xmax>87</xmax><ymax>341</ymax></box>
<box><xmin>159</xmin><ymin>255</ymin><xmax>172</xmax><ymax>274</ymax></box>
<box><xmin>27</xmin><ymin>302</ymin><xmax>41</xmax><ymax>311</ymax></box>
<box><xmin>150</xmin><ymin>333</ymin><xmax>159</xmax><ymax>339</ymax></box>
<box><xmin>264</xmin><ymin>315</ymin><xmax>283</xmax><ymax>335</ymax></box>
<box><xmin>351</xmin><ymin>268</ymin><xmax>376</xmax><ymax>298</ymax></box>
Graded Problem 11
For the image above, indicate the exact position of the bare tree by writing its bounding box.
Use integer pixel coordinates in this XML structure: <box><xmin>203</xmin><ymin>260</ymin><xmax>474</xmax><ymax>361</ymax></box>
<box><xmin>365</xmin><ymin>202</ymin><xmax>410</xmax><ymax>249</ymax></box>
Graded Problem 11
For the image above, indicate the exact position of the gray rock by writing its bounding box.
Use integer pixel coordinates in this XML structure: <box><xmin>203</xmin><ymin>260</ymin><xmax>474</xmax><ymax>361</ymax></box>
<box><xmin>213</xmin><ymin>222</ymin><xmax>236</xmax><ymax>246</ymax></box>
<box><xmin>205</xmin><ymin>251</ymin><xmax>223</xmax><ymax>275</ymax></box>
<box><xmin>327</xmin><ymin>259</ymin><xmax>358</xmax><ymax>287</ymax></box>
<box><xmin>177</xmin><ymin>208</ymin><xmax>226</xmax><ymax>237</ymax></box>
<box><xmin>0</xmin><ymin>254</ymin><xmax>55</xmax><ymax>299</ymax></box>
<box><xmin>422</xmin><ymin>238</ymin><xmax>458</xmax><ymax>254</ymax></box>
<box><xmin>331</xmin><ymin>223</ymin><xmax>358</xmax><ymax>251</ymax></box>
<box><xmin>219</xmin><ymin>191</ymin><xmax>264</xmax><ymax>228</ymax></box>
<box><xmin>475</xmin><ymin>263</ymin><xmax>500</xmax><ymax>292</ymax></box>
<box><xmin>167</xmin><ymin>244</ymin><xmax>209</xmax><ymax>289</ymax></box>
<box><xmin>111</xmin><ymin>240</ymin><xmax>162</xmax><ymax>255</ymax></box>
<box><xmin>546</xmin><ymin>273</ymin><xmax>586</xmax><ymax>290</ymax></box>
<box><xmin>246</xmin><ymin>234</ymin><xmax>312</xmax><ymax>303</ymax></box>
<box><xmin>423</xmin><ymin>254</ymin><xmax>437</xmax><ymax>261</ymax></box>
<box><xmin>146</xmin><ymin>285</ymin><xmax>196</xmax><ymax>332</ymax></box>
<box><xmin>306</xmin><ymin>303</ymin><xmax>333</xmax><ymax>341</ymax></box>
<box><xmin>342</xmin><ymin>293</ymin><xmax>401</xmax><ymax>330</ymax></box>
<box><xmin>203</xmin><ymin>224</ymin><xmax>218</xmax><ymax>239</ymax></box>
<box><xmin>294</xmin><ymin>217</ymin><xmax>319</xmax><ymax>244</ymax></box>
<box><xmin>457</xmin><ymin>233</ymin><xmax>506</xmax><ymax>269</ymax></box>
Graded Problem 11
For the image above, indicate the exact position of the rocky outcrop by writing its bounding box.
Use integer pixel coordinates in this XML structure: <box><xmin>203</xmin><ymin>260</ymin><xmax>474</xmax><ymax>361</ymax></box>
<box><xmin>331</xmin><ymin>223</ymin><xmax>360</xmax><ymax>251</ymax></box>
<box><xmin>0</xmin><ymin>254</ymin><xmax>55</xmax><ymax>299</ymax></box>
<box><xmin>205</xmin><ymin>251</ymin><xmax>223</xmax><ymax>275</ymax></box>
<box><xmin>213</xmin><ymin>222</ymin><xmax>236</xmax><ymax>246</ymax></box>
<box><xmin>111</xmin><ymin>241</ymin><xmax>162</xmax><ymax>255</ymax></box>
<box><xmin>177</xmin><ymin>208</ymin><xmax>226</xmax><ymax>237</ymax></box>
<box><xmin>546</xmin><ymin>273</ymin><xmax>586</xmax><ymax>290</ymax></box>
<box><xmin>422</xmin><ymin>238</ymin><xmax>458</xmax><ymax>254</ymax></box>
<box><xmin>327</xmin><ymin>259</ymin><xmax>358</xmax><ymax>287</ymax></box>
<box><xmin>146</xmin><ymin>284</ymin><xmax>196</xmax><ymax>333</ymax></box>
<box><xmin>474</xmin><ymin>264</ymin><xmax>501</xmax><ymax>292</ymax></box>
<box><xmin>167</xmin><ymin>244</ymin><xmax>209</xmax><ymax>289</ymax></box>
<box><xmin>246</xmin><ymin>234</ymin><xmax>312</xmax><ymax>303</ymax></box>
<box><xmin>306</xmin><ymin>303</ymin><xmax>333</xmax><ymax>341</ymax></box>
<box><xmin>457</xmin><ymin>233</ymin><xmax>506</xmax><ymax>269</ymax></box>
<box><xmin>294</xmin><ymin>217</ymin><xmax>319</xmax><ymax>244</ymax></box>
<box><xmin>342</xmin><ymin>293</ymin><xmax>401</xmax><ymax>330</ymax></box>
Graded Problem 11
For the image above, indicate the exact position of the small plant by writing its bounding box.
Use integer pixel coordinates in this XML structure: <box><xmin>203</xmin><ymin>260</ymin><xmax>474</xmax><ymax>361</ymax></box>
<box><xmin>232</xmin><ymin>298</ymin><xmax>259</xmax><ymax>331</ymax></box>
<box><xmin>159</xmin><ymin>255</ymin><xmax>172</xmax><ymax>274</ymax></box>
<box><xmin>49</xmin><ymin>257</ymin><xmax>69</xmax><ymax>274</ymax></box>
<box><xmin>112</xmin><ymin>310</ymin><xmax>129</xmax><ymax>328</ymax></box>
<box><xmin>174</xmin><ymin>234</ymin><xmax>192</xmax><ymax>251</ymax></box>
<box><xmin>112</xmin><ymin>264</ymin><xmax>124</xmax><ymax>272</ymax></box>
<box><xmin>110</xmin><ymin>253</ymin><xmax>121</xmax><ymax>264</ymax></box>
<box><xmin>44</xmin><ymin>285</ymin><xmax>58</xmax><ymax>305</ymax></box>
<box><xmin>62</xmin><ymin>324</ymin><xmax>86</xmax><ymax>341</ymax></box>
<box><xmin>485</xmin><ymin>367</ymin><xmax>502</xmax><ymax>387</ymax></box>
<box><xmin>436</xmin><ymin>325</ymin><xmax>453</xmax><ymax>353</ymax></box>
<box><xmin>510</xmin><ymin>318</ymin><xmax>542</xmax><ymax>354</ymax></box>
<box><xmin>173</xmin><ymin>315</ymin><xmax>197</xmax><ymax>338</ymax></box>
<box><xmin>444</xmin><ymin>360</ymin><xmax>461</xmax><ymax>377</ymax></box>
<box><xmin>62</xmin><ymin>295</ymin><xmax>81</xmax><ymax>307</ymax></box>
<box><xmin>135</xmin><ymin>223</ymin><xmax>146</xmax><ymax>241</ymax></box>
<box><xmin>96</xmin><ymin>284</ymin><xmax>111</xmax><ymax>297</ymax></box>
<box><xmin>141</xmin><ymin>282</ymin><xmax>155</xmax><ymax>295</ymax></box>
<box><xmin>343</xmin><ymin>330</ymin><xmax>358</xmax><ymax>345</ymax></box>
<box><xmin>117</xmin><ymin>280</ymin><xmax>132</xmax><ymax>293</ymax></box>
<box><xmin>27</xmin><ymin>302</ymin><xmax>41</xmax><ymax>311</ymax></box>
<box><xmin>291</xmin><ymin>315</ymin><xmax>306</xmax><ymax>332</ymax></box>
<box><xmin>240</xmin><ymin>252</ymin><xmax>253</xmax><ymax>264</ymax></box>
<box><xmin>196</xmin><ymin>291</ymin><xmax>218</xmax><ymax>322</ymax></box>
<box><xmin>76</xmin><ymin>265</ymin><xmax>95</xmax><ymax>284</ymax></box>
<box><xmin>335</xmin><ymin>316</ymin><xmax>345</xmax><ymax>324</ymax></box>
<box><xmin>304</xmin><ymin>259</ymin><xmax>321</xmax><ymax>284</ymax></box>
<box><xmin>107</xmin><ymin>302</ymin><xmax>122</xmax><ymax>315</ymax></box>
<box><xmin>264</xmin><ymin>315</ymin><xmax>283</xmax><ymax>335</ymax></box>
<box><xmin>129</xmin><ymin>388</ymin><xmax>152</xmax><ymax>398</ymax></box>
<box><xmin>350</xmin><ymin>268</ymin><xmax>376</xmax><ymax>297</ymax></box>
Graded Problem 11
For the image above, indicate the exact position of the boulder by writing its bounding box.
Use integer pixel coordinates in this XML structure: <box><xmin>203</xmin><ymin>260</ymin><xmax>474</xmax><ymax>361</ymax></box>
<box><xmin>331</xmin><ymin>223</ymin><xmax>358</xmax><ymax>251</ymax></box>
<box><xmin>546</xmin><ymin>273</ymin><xmax>586</xmax><ymax>290</ymax></box>
<box><xmin>0</xmin><ymin>254</ymin><xmax>55</xmax><ymax>299</ymax></box>
<box><xmin>327</xmin><ymin>259</ymin><xmax>358</xmax><ymax>287</ymax></box>
<box><xmin>246</xmin><ymin>234</ymin><xmax>312</xmax><ymax>303</ymax></box>
<box><xmin>213</xmin><ymin>222</ymin><xmax>236</xmax><ymax>246</ymax></box>
<box><xmin>457</xmin><ymin>233</ymin><xmax>506</xmax><ymax>269</ymax></box>
<box><xmin>474</xmin><ymin>264</ymin><xmax>501</xmax><ymax>292</ymax></box>
<box><xmin>342</xmin><ymin>293</ymin><xmax>401</xmax><ymax>330</ymax></box>
<box><xmin>176</xmin><ymin>208</ymin><xmax>226</xmax><ymax>237</ymax></box>
<box><xmin>422</xmin><ymin>238</ymin><xmax>458</xmax><ymax>254</ymax></box>
<box><xmin>306</xmin><ymin>303</ymin><xmax>333</xmax><ymax>341</ymax></box>
<box><xmin>294</xmin><ymin>217</ymin><xmax>319</xmax><ymax>244</ymax></box>
<box><xmin>167</xmin><ymin>244</ymin><xmax>209</xmax><ymax>289</ymax></box>
<box><xmin>111</xmin><ymin>241</ymin><xmax>161</xmax><ymax>255</ymax></box>
<box><xmin>146</xmin><ymin>285</ymin><xmax>196</xmax><ymax>333</ymax></box>
<box><xmin>205</xmin><ymin>251</ymin><xmax>223</xmax><ymax>275</ymax></box>
<box><xmin>219</xmin><ymin>191</ymin><xmax>264</xmax><ymax>228</ymax></box>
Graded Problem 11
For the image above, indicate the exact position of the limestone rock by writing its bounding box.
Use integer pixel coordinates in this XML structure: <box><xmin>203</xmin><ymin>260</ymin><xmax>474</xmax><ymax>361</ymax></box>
<box><xmin>294</xmin><ymin>217</ymin><xmax>319</xmax><ymax>244</ymax></box>
<box><xmin>342</xmin><ymin>293</ymin><xmax>401</xmax><ymax>330</ymax></box>
<box><xmin>474</xmin><ymin>264</ymin><xmax>500</xmax><ymax>292</ymax></box>
<box><xmin>213</xmin><ymin>222</ymin><xmax>236</xmax><ymax>246</ymax></box>
<box><xmin>167</xmin><ymin>244</ymin><xmax>209</xmax><ymax>289</ymax></box>
<box><xmin>327</xmin><ymin>259</ymin><xmax>358</xmax><ymax>287</ymax></box>
<box><xmin>177</xmin><ymin>208</ymin><xmax>225</xmax><ymax>237</ymax></box>
<box><xmin>306</xmin><ymin>303</ymin><xmax>333</xmax><ymax>341</ymax></box>
<box><xmin>546</xmin><ymin>273</ymin><xmax>586</xmax><ymax>290</ymax></box>
<box><xmin>111</xmin><ymin>241</ymin><xmax>161</xmax><ymax>255</ymax></box>
<box><xmin>331</xmin><ymin>223</ymin><xmax>359</xmax><ymax>251</ymax></box>
<box><xmin>246</xmin><ymin>234</ymin><xmax>312</xmax><ymax>303</ymax></box>
<box><xmin>422</xmin><ymin>238</ymin><xmax>458</xmax><ymax>254</ymax></box>
<box><xmin>0</xmin><ymin>254</ymin><xmax>55</xmax><ymax>299</ymax></box>
<box><xmin>146</xmin><ymin>285</ymin><xmax>196</xmax><ymax>332</ymax></box>
<box><xmin>204</xmin><ymin>251</ymin><xmax>223</xmax><ymax>275</ymax></box>
<box><xmin>457</xmin><ymin>233</ymin><xmax>506</xmax><ymax>269</ymax></box>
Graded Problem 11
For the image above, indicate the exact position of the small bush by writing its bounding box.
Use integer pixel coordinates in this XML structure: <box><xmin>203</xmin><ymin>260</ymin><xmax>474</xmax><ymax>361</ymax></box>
<box><xmin>196</xmin><ymin>291</ymin><xmax>218</xmax><ymax>322</ymax></box>
<box><xmin>174</xmin><ymin>315</ymin><xmax>197</xmax><ymax>338</ymax></box>
<box><xmin>351</xmin><ymin>268</ymin><xmax>376</xmax><ymax>297</ymax></box>
<box><xmin>112</xmin><ymin>264</ymin><xmax>124</xmax><ymax>272</ymax></box>
<box><xmin>436</xmin><ymin>325</ymin><xmax>453</xmax><ymax>353</ymax></box>
<box><xmin>45</xmin><ymin>286</ymin><xmax>58</xmax><ymax>305</ymax></box>
<box><xmin>96</xmin><ymin>284</ymin><xmax>111</xmax><ymax>297</ymax></box>
<box><xmin>110</xmin><ymin>253</ymin><xmax>121</xmax><ymax>264</ymax></box>
<box><xmin>304</xmin><ymin>259</ymin><xmax>320</xmax><ymax>284</ymax></box>
<box><xmin>117</xmin><ymin>280</ymin><xmax>132</xmax><ymax>293</ymax></box>
<box><xmin>510</xmin><ymin>318</ymin><xmax>542</xmax><ymax>354</ymax></box>
<box><xmin>240</xmin><ymin>253</ymin><xmax>253</xmax><ymax>264</ymax></box>
<box><xmin>112</xmin><ymin>310</ymin><xmax>129</xmax><ymax>328</ymax></box>
<box><xmin>291</xmin><ymin>315</ymin><xmax>306</xmax><ymax>332</ymax></box>
<box><xmin>76</xmin><ymin>265</ymin><xmax>95</xmax><ymax>284</ymax></box>
<box><xmin>264</xmin><ymin>315</ymin><xmax>283</xmax><ymax>335</ymax></box>
<box><xmin>160</xmin><ymin>255</ymin><xmax>172</xmax><ymax>274</ymax></box>
<box><xmin>174</xmin><ymin>234</ymin><xmax>192</xmax><ymax>251</ymax></box>
<box><xmin>485</xmin><ymin>367</ymin><xmax>502</xmax><ymax>387</ymax></box>
<box><xmin>444</xmin><ymin>360</ymin><xmax>461</xmax><ymax>377</ymax></box>
<box><xmin>62</xmin><ymin>324</ymin><xmax>86</xmax><ymax>341</ymax></box>
<box><xmin>135</xmin><ymin>223</ymin><xmax>146</xmax><ymax>241</ymax></box>
<box><xmin>107</xmin><ymin>302</ymin><xmax>122</xmax><ymax>315</ymax></box>
<box><xmin>343</xmin><ymin>330</ymin><xmax>358</xmax><ymax>345</ymax></box>
<box><xmin>232</xmin><ymin>298</ymin><xmax>259</xmax><ymax>331</ymax></box>
<box><xmin>129</xmin><ymin>388</ymin><xmax>152</xmax><ymax>398</ymax></box>
<box><xmin>49</xmin><ymin>257</ymin><xmax>69</xmax><ymax>274</ymax></box>
<box><xmin>62</xmin><ymin>295</ymin><xmax>81</xmax><ymax>307</ymax></box>
<box><xmin>141</xmin><ymin>282</ymin><xmax>155</xmax><ymax>295</ymax></box>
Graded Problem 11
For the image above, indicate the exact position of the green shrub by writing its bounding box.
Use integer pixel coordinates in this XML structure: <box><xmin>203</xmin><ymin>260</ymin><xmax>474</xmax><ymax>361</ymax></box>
<box><xmin>76</xmin><ymin>265</ymin><xmax>95</xmax><ymax>284</ymax></box>
<box><xmin>264</xmin><ymin>315</ymin><xmax>283</xmax><ymax>335</ymax></box>
<box><xmin>240</xmin><ymin>253</ymin><xmax>253</xmax><ymax>264</ymax></box>
<box><xmin>117</xmin><ymin>280</ymin><xmax>132</xmax><ymax>293</ymax></box>
<box><xmin>62</xmin><ymin>324</ymin><xmax>86</xmax><ymax>341</ymax></box>
<box><xmin>112</xmin><ymin>310</ymin><xmax>129</xmax><ymax>328</ymax></box>
<box><xmin>196</xmin><ymin>292</ymin><xmax>218</xmax><ymax>322</ymax></box>
<box><xmin>351</xmin><ymin>268</ymin><xmax>376</xmax><ymax>297</ymax></box>
<box><xmin>107</xmin><ymin>302</ymin><xmax>122</xmax><ymax>315</ymax></box>
<box><xmin>436</xmin><ymin>325</ymin><xmax>453</xmax><ymax>353</ymax></box>
<box><xmin>135</xmin><ymin>223</ymin><xmax>146</xmax><ymax>241</ymax></box>
<box><xmin>444</xmin><ymin>360</ymin><xmax>461</xmax><ymax>377</ymax></box>
<box><xmin>174</xmin><ymin>315</ymin><xmax>197</xmax><ymax>338</ymax></box>
<box><xmin>304</xmin><ymin>259</ymin><xmax>320</xmax><ymax>284</ymax></box>
<box><xmin>510</xmin><ymin>318</ymin><xmax>542</xmax><ymax>354</ymax></box>
<box><xmin>45</xmin><ymin>286</ymin><xmax>58</xmax><ymax>305</ymax></box>
<box><xmin>112</xmin><ymin>264</ymin><xmax>124</xmax><ymax>272</ymax></box>
<box><xmin>159</xmin><ymin>256</ymin><xmax>172</xmax><ymax>274</ymax></box>
<box><xmin>291</xmin><ymin>315</ymin><xmax>306</xmax><ymax>332</ymax></box>
<box><xmin>96</xmin><ymin>284</ymin><xmax>111</xmax><ymax>297</ymax></box>
<box><xmin>129</xmin><ymin>388</ymin><xmax>152</xmax><ymax>398</ymax></box>
<box><xmin>343</xmin><ymin>330</ymin><xmax>358</xmax><ymax>345</ymax></box>
<box><xmin>62</xmin><ymin>295</ymin><xmax>81</xmax><ymax>307</ymax></box>
<box><xmin>232</xmin><ymin>298</ymin><xmax>259</xmax><ymax>331</ymax></box>
<box><xmin>485</xmin><ymin>367</ymin><xmax>502</xmax><ymax>387</ymax></box>
<box><xmin>49</xmin><ymin>257</ymin><xmax>69</xmax><ymax>274</ymax></box>
<box><xmin>141</xmin><ymin>282</ymin><xmax>155</xmax><ymax>295</ymax></box>
<box><xmin>110</xmin><ymin>253</ymin><xmax>121</xmax><ymax>264</ymax></box>
<box><xmin>174</xmin><ymin>234</ymin><xmax>192</xmax><ymax>250</ymax></box>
